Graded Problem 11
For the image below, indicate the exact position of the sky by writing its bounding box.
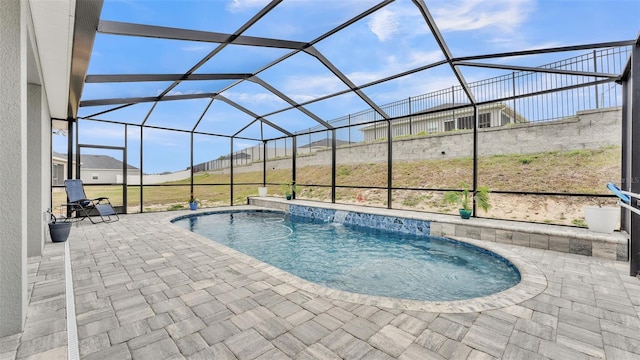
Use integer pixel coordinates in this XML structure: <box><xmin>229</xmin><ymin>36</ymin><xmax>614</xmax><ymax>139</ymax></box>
<box><xmin>58</xmin><ymin>0</ymin><xmax>640</xmax><ymax>174</ymax></box>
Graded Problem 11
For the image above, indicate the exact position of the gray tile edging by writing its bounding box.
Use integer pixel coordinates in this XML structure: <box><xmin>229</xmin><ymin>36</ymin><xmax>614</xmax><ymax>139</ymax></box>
<box><xmin>250</xmin><ymin>197</ymin><xmax>628</xmax><ymax>256</ymax></box>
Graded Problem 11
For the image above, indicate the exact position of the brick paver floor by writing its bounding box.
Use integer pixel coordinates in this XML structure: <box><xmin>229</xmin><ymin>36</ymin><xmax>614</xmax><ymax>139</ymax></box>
<box><xmin>2</xmin><ymin>205</ymin><xmax>640</xmax><ymax>359</ymax></box>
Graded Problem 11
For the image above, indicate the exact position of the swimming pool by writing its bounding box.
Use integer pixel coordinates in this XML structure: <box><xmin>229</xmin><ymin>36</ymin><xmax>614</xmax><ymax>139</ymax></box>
<box><xmin>173</xmin><ymin>210</ymin><xmax>521</xmax><ymax>302</ymax></box>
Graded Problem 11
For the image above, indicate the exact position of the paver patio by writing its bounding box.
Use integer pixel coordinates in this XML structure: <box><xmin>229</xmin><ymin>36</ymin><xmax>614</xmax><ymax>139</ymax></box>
<box><xmin>2</xmin><ymin>205</ymin><xmax>640</xmax><ymax>359</ymax></box>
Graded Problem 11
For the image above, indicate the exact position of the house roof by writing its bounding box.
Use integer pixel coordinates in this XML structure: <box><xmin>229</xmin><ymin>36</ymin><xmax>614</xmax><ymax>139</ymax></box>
<box><xmin>220</xmin><ymin>153</ymin><xmax>251</xmax><ymax>160</ymax></box>
<box><xmin>359</xmin><ymin>102</ymin><xmax>524</xmax><ymax>131</ymax></box>
<box><xmin>82</xmin><ymin>155</ymin><xmax>139</xmax><ymax>170</ymax></box>
<box><xmin>53</xmin><ymin>152</ymin><xmax>138</xmax><ymax>170</ymax></box>
<box><xmin>300</xmin><ymin>139</ymin><xmax>349</xmax><ymax>148</ymax></box>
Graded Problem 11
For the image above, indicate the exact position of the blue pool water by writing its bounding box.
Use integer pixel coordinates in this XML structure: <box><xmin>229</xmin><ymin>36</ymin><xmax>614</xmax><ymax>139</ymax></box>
<box><xmin>173</xmin><ymin>210</ymin><xmax>520</xmax><ymax>301</ymax></box>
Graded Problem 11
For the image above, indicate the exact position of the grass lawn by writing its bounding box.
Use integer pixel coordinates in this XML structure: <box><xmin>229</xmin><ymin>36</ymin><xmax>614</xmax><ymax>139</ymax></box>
<box><xmin>52</xmin><ymin>146</ymin><xmax>620</xmax><ymax>226</ymax></box>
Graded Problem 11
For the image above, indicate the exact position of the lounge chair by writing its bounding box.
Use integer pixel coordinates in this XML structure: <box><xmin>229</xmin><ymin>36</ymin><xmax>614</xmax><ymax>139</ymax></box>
<box><xmin>64</xmin><ymin>179</ymin><xmax>119</xmax><ymax>223</ymax></box>
<box><xmin>608</xmin><ymin>182</ymin><xmax>640</xmax><ymax>215</ymax></box>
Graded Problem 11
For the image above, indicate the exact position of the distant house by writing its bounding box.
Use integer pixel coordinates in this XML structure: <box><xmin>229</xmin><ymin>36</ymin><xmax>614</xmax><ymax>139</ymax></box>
<box><xmin>218</xmin><ymin>152</ymin><xmax>251</xmax><ymax>161</ymax></box>
<box><xmin>52</xmin><ymin>152</ymin><xmax>68</xmax><ymax>186</ymax></box>
<box><xmin>299</xmin><ymin>138</ymin><xmax>350</xmax><ymax>151</ymax></box>
<box><xmin>361</xmin><ymin>102</ymin><xmax>527</xmax><ymax>142</ymax></box>
<box><xmin>52</xmin><ymin>152</ymin><xmax>140</xmax><ymax>185</ymax></box>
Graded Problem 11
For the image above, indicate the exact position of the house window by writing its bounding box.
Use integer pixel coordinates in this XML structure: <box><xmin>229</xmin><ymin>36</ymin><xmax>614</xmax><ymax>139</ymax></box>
<box><xmin>455</xmin><ymin>113</ymin><xmax>491</xmax><ymax>129</ymax></box>
<box><xmin>457</xmin><ymin>115</ymin><xmax>474</xmax><ymax>130</ymax></box>
<box><xmin>427</xmin><ymin>120</ymin><xmax>438</xmax><ymax>133</ymax></box>
<box><xmin>478</xmin><ymin>113</ymin><xmax>491</xmax><ymax>128</ymax></box>
<box><xmin>444</xmin><ymin>120</ymin><xmax>455</xmax><ymax>131</ymax></box>
<box><xmin>501</xmin><ymin>113</ymin><xmax>511</xmax><ymax>126</ymax></box>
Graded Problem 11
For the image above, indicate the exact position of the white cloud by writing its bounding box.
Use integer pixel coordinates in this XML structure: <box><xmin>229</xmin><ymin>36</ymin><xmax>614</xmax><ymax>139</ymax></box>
<box><xmin>368</xmin><ymin>9</ymin><xmax>400</xmax><ymax>41</ymax></box>
<box><xmin>398</xmin><ymin>50</ymin><xmax>444</xmax><ymax>68</ymax></box>
<box><xmin>227</xmin><ymin>0</ymin><xmax>270</xmax><ymax>13</ymax></box>
<box><xmin>224</xmin><ymin>91</ymin><xmax>283</xmax><ymax>105</ymax></box>
<box><xmin>181</xmin><ymin>45</ymin><xmax>212</xmax><ymax>52</ymax></box>
<box><xmin>164</xmin><ymin>89</ymin><xmax>205</xmax><ymax>96</ymax></box>
<box><xmin>345</xmin><ymin>49</ymin><xmax>443</xmax><ymax>85</ymax></box>
<box><xmin>432</xmin><ymin>0</ymin><xmax>534</xmax><ymax>33</ymax></box>
<box><xmin>282</xmin><ymin>75</ymin><xmax>345</xmax><ymax>102</ymax></box>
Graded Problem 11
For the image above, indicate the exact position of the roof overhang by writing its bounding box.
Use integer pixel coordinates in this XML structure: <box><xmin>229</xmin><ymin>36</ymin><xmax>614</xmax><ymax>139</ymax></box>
<box><xmin>28</xmin><ymin>0</ymin><xmax>75</xmax><ymax>119</ymax></box>
<box><xmin>28</xmin><ymin>0</ymin><xmax>103</xmax><ymax>120</ymax></box>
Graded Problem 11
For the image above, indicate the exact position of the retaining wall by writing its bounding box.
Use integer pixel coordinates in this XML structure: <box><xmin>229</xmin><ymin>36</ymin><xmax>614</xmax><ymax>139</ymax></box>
<box><xmin>222</xmin><ymin>107</ymin><xmax>620</xmax><ymax>174</ymax></box>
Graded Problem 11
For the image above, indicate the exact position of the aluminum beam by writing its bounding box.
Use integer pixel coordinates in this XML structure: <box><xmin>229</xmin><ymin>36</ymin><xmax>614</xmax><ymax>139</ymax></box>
<box><xmin>98</xmin><ymin>20</ymin><xmax>307</xmax><ymax>50</ymax></box>
<box><xmin>157</xmin><ymin>0</ymin><xmax>282</xmax><ymax>101</ymax></box>
<box><xmin>80</xmin><ymin>92</ymin><xmax>218</xmax><ymax>107</ymax></box>
<box><xmin>412</xmin><ymin>0</ymin><xmax>476</xmax><ymax>104</ymax></box>
<box><xmin>68</xmin><ymin>0</ymin><xmax>103</xmax><ymax>118</ymax></box>
<box><xmin>304</xmin><ymin>46</ymin><xmax>390</xmax><ymax>120</ymax></box>
<box><xmin>249</xmin><ymin>76</ymin><xmax>333</xmax><ymax>129</ymax></box>
<box><xmin>454</xmin><ymin>40</ymin><xmax>635</xmax><ymax>62</ymax></box>
<box><xmin>85</xmin><ymin>73</ymin><xmax>253</xmax><ymax>83</ymax></box>
<box><xmin>191</xmin><ymin>98</ymin><xmax>215</xmax><ymax>132</ymax></box>
<box><xmin>233</xmin><ymin>119</ymin><xmax>259</xmax><ymax>139</ymax></box>
<box><xmin>85</xmin><ymin>103</ymin><xmax>134</xmax><ymax>118</ymax></box>
<box><xmin>455</xmin><ymin>61</ymin><xmax>621</xmax><ymax>79</ymax></box>
<box><xmin>629</xmin><ymin>36</ymin><xmax>640</xmax><ymax>276</ymax></box>
<box><xmin>212</xmin><ymin>95</ymin><xmax>292</xmax><ymax>137</ymax></box>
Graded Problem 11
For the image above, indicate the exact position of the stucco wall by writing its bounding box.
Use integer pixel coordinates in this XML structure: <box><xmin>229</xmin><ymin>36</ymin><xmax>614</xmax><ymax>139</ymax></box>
<box><xmin>222</xmin><ymin>107</ymin><xmax>621</xmax><ymax>174</ymax></box>
<box><xmin>0</xmin><ymin>0</ymin><xmax>27</xmax><ymax>337</ymax></box>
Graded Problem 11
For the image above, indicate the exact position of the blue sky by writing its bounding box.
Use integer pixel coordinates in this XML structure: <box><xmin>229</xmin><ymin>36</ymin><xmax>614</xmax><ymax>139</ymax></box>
<box><xmin>60</xmin><ymin>0</ymin><xmax>639</xmax><ymax>174</ymax></box>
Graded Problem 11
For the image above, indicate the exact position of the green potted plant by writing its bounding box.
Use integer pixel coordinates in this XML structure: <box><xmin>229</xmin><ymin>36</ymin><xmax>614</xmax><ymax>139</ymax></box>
<box><xmin>444</xmin><ymin>184</ymin><xmax>491</xmax><ymax>219</ymax></box>
<box><xmin>188</xmin><ymin>193</ymin><xmax>199</xmax><ymax>210</ymax></box>
<box><xmin>281</xmin><ymin>182</ymin><xmax>297</xmax><ymax>200</ymax></box>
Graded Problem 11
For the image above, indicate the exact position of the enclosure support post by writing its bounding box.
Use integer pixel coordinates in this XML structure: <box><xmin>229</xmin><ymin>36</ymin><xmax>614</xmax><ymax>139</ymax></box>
<box><xmin>408</xmin><ymin>97</ymin><xmax>412</xmax><ymax>135</ymax></box>
<box><xmin>67</xmin><ymin>117</ymin><xmax>74</xmax><ymax>180</ymax></box>
<box><xmin>123</xmin><ymin>124</ymin><xmax>128</xmax><ymax>213</ymax></box>
<box><xmin>74</xmin><ymin>118</ymin><xmax>79</xmax><ymax>179</ymax></box>
<box><xmin>66</xmin><ymin>118</ymin><xmax>75</xmax><ymax>218</ymax></box>
<box><xmin>292</xmin><ymin>137</ymin><xmax>297</xmax><ymax>199</ymax></box>
<box><xmin>629</xmin><ymin>39</ymin><xmax>640</xmax><ymax>276</ymax></box>
<box><xmin>190</xmin><ymin>131</ymin><xmax>194</xmax><ymax>198</ymax></box>
<box><xmin>593</xmin><ymin>50</ymin><xmax>599</xmax><ymax>109</ymax></box>
<box><xmin>387</xmin><ymin>120</ymin><xmax>393</xmax><ymax>209</ymax></box>
<box><xmin>348</xmin><ymin>115</ymin><xmax>351</xmax><ymax>144</ymax></box>
<box><xmin>472</xmin><ymin>105</ymin><xmax>479</xmax><ymax>217</ymax></box>
<box><xmin>331</xmin><ymin>130</ymin><xmax>336</xmax><ymax>203</ymax></box>
<box><xmin>262</xmin><ymin>140</ymin><xmax>267</xmax><ymax>187</ymax></box>
<box><xmin>230</xmin><ymin>137</ymin><xmax>234</xmax><ymax>206</ymax></box>
<box><xmin>140</xmin><ymin>125</ymin><xmax>143</xmax><ymax>213</ymax></box>
<box><xmin>512</xmin><ymin>72</ymin><xmax>516</xmax><ymax>122</ymax></box>
<box><xmin>621</xmin><ymin>81</ymin><xmax>628</xmax><ymax>232</ymax></box>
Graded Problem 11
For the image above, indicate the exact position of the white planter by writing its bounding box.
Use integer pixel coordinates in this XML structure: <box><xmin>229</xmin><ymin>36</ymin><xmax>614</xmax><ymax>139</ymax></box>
<box><xmin>583</xmin><ymin>206</ymin><xmax>619</xmax><ymax>234</ymax></box>
<box><xmin>258</xmin><ymin>187</ymin><xmax>268</xmax><ymax>197</ymax></box>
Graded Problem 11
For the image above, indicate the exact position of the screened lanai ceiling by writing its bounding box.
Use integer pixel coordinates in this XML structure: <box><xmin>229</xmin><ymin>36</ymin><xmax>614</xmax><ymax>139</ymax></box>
<box><xmin>73</xmin><ymin>0</ymin><xmax>639</xmax><ymax>141</ymax></box>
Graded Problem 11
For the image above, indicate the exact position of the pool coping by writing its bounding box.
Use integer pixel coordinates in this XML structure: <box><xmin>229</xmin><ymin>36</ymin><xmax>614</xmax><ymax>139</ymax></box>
<box><xmin>167</xmin><ymin>205</ymin><xmax>547</xmax><ymax>313</ymax></box>
<box><xmin>250</xmin><ymin>197</ymin><xmax>629</xmax><ymax>261</ymax></box>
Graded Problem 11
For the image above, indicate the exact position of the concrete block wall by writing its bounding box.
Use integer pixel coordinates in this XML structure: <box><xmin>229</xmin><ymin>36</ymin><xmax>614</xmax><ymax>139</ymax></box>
<box><xmin>223</xmin><ymin>107</ymin><xmax>621</xmax><ymax>174</ymax></box>
<box><xmin>249</xmin><ymin>198</ymin><xmax>628</xmax><ymax>262</ymax></box>
<box><xmin>430</xmin><ymin>221</ymin><xmax>628</xmax><ymax>261</ymax></box>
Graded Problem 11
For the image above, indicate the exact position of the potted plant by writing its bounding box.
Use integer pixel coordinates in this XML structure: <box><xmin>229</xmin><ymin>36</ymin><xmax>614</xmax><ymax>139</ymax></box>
<box><xmin>47</xmin><ymin>209</ymin><xmax>72</xmax><ymax>243</ymax></box>
<box><xmin>444</xmin><ymin>184</ymin><xmax>491</xmax><ymax>219</ymax></box>
<box><xmin>583</xmin><ymin>198</ymin><xmax>619</xmax><ymax>233</ymax></box>
<box><xmin>281</xmin><ymin>182</ymin><xmax>297</xmax><ymax>200</ymax></box>
<box><xmin>188</xmin><ymin>193</ymin><xmax>199</xmax><ymax>210</ymax></box>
